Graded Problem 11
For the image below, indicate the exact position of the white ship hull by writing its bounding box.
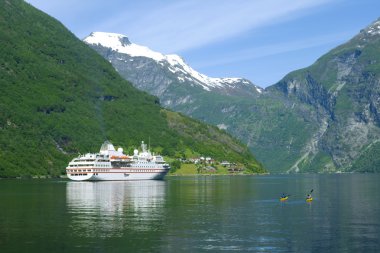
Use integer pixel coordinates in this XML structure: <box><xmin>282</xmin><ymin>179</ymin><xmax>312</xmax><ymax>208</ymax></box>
<box><xmin>67</xmin><ymin>168</ymin><xmax>169</xmax><ymax>181</ymax></box>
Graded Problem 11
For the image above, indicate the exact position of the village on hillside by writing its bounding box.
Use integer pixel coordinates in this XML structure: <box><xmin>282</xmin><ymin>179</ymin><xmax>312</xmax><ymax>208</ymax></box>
<box><xmin>173</xmin><ymin>156</ymin><xmax>245</xmax><ymax>174</ymax></box>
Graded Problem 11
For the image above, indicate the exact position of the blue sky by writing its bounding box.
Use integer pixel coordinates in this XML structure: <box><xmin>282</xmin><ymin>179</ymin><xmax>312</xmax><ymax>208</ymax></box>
<box><xmin>27</xmin><ymin>0</ymin><xmax>380</xmax><ymax>88</ymax></box>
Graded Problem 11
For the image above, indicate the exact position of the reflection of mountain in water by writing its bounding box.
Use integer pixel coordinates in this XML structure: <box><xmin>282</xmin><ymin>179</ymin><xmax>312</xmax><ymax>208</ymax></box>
<box><xmin>66</xmin><ymin>181</ymin><xmax>166</xmax><ymax>237</ymax></box>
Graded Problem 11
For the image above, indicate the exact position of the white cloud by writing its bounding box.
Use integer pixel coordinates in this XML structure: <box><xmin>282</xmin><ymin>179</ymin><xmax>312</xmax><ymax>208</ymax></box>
<box><xmin>95</xmin><ymin>0</ymin><xmax>334</xmax><ymax>53</ymax></box>
<box><xmin>27</xmin><ymin>0</ymin><xmax>335</xmax><ymax>54</ymax></box>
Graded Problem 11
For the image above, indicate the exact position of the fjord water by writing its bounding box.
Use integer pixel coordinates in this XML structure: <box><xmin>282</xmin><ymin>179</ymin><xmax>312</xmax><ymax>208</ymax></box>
<box><xmin>1</xmin><ymin>174</ymin><xmax>379</xmax><ymax>253</ymax></box>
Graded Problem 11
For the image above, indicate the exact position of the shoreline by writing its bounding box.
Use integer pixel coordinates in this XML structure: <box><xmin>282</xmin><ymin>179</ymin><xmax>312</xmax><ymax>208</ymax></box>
<box><xmin>0</xmin><ymin>171</ymin><xmax>371</xmax><ymax>180</ymax></box>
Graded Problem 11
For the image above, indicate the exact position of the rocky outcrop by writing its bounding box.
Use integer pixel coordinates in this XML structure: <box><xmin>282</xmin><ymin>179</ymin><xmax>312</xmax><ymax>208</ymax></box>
<box><xmin>268</xmin><ymin>18</ymin><xmax>380</xmax><ymax>171</ymax></box>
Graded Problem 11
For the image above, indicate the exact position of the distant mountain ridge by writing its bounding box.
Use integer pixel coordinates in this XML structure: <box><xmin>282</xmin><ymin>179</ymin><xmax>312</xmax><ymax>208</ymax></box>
<box><xmin>85</xmin><ymin>19</ymin><xmax>380</xmax><ymax>173</ymax></box>
<box><xmin>84</xmin><ymin>32</ymin><xmax>262</xmax><ymax>108</ymax></box>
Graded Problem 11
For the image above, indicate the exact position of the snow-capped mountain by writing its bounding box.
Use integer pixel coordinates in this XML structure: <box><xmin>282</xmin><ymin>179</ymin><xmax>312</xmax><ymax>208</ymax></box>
<box><xmin>84</xmin><ymin>32</ymin><xmax>263</xmax><ymax>98</ymax></box>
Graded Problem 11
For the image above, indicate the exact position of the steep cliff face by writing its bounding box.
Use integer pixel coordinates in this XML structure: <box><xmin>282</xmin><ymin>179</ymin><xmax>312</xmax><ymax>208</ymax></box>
<box><xmin>268</xmin><ymin>18</ymin><xmax>380</xmax><ymax>172</ymax></box>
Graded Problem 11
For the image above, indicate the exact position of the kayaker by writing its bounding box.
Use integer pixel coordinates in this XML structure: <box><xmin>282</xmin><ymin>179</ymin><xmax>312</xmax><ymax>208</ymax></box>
<box><xmin>281</xmin><ymin>193</ymin><xmax>287</xmax><ymax>198</ymax></box>
<box><xmin>306</xmin><ymin>194</ymin><xmax>312</xmax><ymax>200</ymax></box>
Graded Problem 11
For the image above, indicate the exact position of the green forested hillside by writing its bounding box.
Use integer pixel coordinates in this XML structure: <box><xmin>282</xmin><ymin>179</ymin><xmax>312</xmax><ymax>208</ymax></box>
<box><xmin>0</xmin><ymin>0</ymin><xmax>264</xmax><ymax>177</ymax></box>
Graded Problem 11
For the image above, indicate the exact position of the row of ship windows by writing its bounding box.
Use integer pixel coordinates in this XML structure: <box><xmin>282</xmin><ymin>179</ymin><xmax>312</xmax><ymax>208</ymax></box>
<box><xmin>69</xmin><ymin>169</ymin><xmax>109</xmax><ymax>172</ymax></box>
<box><xmin>70</xmin><ymin>164</ymin><xmax>162</xmax><ymax>168</ymax></box>
<box><xmin>73</xmin><ymin>160</ymin><xmax>109</xmax><ymax>163</ymax></box>
<box><xmin>69</xmin><ymin>164</ymin><xmax>109</xmax><ymax>167</ymax></box>
<box><xmin>70</xmin><ymin>169</ymin><xmax>161</xmax><ymax>173</ymax></box>
<box><xmin>137</xmin><ymin>170</ymin><xmax>162</xmax><ymax>172</ymax></box>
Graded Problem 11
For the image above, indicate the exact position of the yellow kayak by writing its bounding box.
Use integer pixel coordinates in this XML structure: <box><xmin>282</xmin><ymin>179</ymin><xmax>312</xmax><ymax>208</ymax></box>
<box><xmin>280</xmin><ymin>196</ymin><xmax>288</xmax><ymax>201</ymax></box>
<box><xmin>306</xmin><ymin>198</ymin><xmax>313</xmax><ymax>202</ymax></box>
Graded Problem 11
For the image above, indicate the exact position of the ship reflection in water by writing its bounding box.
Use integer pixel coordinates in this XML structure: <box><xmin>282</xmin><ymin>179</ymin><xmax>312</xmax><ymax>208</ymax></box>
<box><xmin>66</xmin><ymin>180</ymin><xmax>166</xmax><ymax>238</ymax></box>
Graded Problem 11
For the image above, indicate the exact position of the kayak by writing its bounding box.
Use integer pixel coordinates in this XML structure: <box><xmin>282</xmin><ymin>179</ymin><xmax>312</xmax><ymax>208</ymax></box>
<box><xmin>306</xmin><ymin>198</ymin><xmax>313</xmax><ymax>202</ymax></box>
<box><xmin>280</xmin><ymin>196</ymin><xmax>288</xmax><ymax>201</ymax></box>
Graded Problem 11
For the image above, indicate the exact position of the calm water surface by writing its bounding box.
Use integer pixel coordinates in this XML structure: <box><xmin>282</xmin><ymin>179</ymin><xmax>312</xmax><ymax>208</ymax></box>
<box><xmin>1</xmin><ymin>174</ymin><xmax>380</xmax><ymax>252</ymax></box>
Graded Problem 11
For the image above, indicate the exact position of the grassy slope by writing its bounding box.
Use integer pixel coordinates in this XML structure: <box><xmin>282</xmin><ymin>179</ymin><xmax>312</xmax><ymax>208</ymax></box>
<box><xmin>0</xmin><ymin>0</ymin><xmax>264</xmax><ymax>177</ymax></box>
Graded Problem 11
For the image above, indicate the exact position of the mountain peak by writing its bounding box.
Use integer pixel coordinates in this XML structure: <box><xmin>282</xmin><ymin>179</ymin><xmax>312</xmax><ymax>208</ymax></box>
<box><xmin>84</xmin><ymin>31</ymin><xmax>166</xmax><ymax>61</ymax></box>
<box><xmin>86</xmin><ymin>32</ymin><xmax>131</xmax><ymax>47</ymax></box>
<box><xmin>84</xmin><ymin>32</ymin><xmax>262</xmax><ymax>94</ymax></box>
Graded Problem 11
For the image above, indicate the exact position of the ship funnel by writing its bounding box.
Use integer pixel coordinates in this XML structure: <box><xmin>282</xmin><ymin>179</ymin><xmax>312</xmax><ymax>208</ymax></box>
<box><xmin>100</xmin><ymin>140</ymin><xmax>115</xmax><ymax>154</ymax></box>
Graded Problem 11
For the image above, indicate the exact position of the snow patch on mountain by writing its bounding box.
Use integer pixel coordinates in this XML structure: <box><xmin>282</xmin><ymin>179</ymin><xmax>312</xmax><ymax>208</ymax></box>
<box><xmin>84</xmin><ymin>32</ymin><xmax>165</xmax><ymax>61</ymax></box>
<box><xmin>217</xmin><ymin>124</ymin><xmax>228</xmax><ymax>130</ymax></box>
<box><xmin>84</xmin><ymin>32</ymin><xmax>262</xmax><ymax>93</ymax></box>
<box><xmin>367</xmin><ymin>20</ymin><xmax>380</xmax><ymax>35</ymax></box>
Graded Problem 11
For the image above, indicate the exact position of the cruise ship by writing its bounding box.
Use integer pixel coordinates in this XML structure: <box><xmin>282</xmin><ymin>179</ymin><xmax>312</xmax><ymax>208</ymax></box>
<box><xmin>66</xmin><ymin>141</ymin><xmax>170</xmax><ymax>181</ymax></box>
